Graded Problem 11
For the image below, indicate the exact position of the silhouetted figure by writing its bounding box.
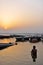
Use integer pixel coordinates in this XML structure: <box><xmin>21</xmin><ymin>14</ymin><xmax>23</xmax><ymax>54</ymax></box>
<box><xmin>31</xmin><ymin>46</ymin><xmax>37</xmax><ymax>62</ymax></box>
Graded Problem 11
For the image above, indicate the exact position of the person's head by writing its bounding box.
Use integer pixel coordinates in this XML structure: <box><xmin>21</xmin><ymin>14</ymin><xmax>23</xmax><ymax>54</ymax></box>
<box><xmin>33</xmin><ymin>46</ymin><xmax>36</xmax><ymax>49</ymax></box>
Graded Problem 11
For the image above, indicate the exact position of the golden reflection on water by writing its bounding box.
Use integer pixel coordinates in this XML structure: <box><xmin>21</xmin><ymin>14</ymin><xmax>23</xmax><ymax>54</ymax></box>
<box><xmin>0</xmin><ymin>38</ymin><xmax>16</xmax><ymax>43</ymax></box>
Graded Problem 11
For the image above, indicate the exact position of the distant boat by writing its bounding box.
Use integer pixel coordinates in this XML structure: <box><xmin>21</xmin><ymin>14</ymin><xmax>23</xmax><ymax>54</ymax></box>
<box><xmin>32</xmin><ymin>39</ymin><xmax>38</xmax><ymax>43</ymax></box>
<box><xmin>29</xmin><ymin>38</ymin><xmax>40</xmax><ymax>43</ymax></box>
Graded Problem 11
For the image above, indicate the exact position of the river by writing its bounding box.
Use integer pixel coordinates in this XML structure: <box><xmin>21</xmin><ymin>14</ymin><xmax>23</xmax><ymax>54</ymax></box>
<box><xmin>0</xmin><ymin>38</ymin><xmax>43</xmax><ymax>65</ymax></box>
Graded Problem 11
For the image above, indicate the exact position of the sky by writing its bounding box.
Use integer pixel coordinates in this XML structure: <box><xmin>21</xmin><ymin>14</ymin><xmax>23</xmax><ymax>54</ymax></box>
<box><xmin>0</xmin><ymin>0</ymin><xmax>43</xmax><ymax>33</ymax></box>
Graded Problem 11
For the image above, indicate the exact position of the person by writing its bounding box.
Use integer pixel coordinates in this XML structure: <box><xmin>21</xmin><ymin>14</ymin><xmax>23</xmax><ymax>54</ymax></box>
<box><xmin>31</xmin><ymin>46</ymin><xmax>37</xmax><ymax>62</ymax></box>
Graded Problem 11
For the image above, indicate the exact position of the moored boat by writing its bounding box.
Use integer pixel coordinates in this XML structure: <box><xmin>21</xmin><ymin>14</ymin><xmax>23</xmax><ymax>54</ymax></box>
<box><xmin>0</xmin><ymin>43</ymin><xmax>14</xmax><ymax>50</ymax></box>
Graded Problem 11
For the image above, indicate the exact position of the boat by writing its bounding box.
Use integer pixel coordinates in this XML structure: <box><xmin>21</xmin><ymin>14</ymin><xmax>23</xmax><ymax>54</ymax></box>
<box><xmin>0</xmin><ymin>43</ymin><xmax>14</xmax><ymax>50</ymax></box>
<box><xmin>29</xmin><ymin>38</ymin><xmax>40</xmax><ymax>43</ymax></box>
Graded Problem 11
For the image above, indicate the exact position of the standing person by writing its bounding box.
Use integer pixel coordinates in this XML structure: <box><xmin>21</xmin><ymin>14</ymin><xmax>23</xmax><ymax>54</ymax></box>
<box><xmin>31</xmin><ymin>46</ymin><xmax>37</xmax><ymax>62</ymax></box>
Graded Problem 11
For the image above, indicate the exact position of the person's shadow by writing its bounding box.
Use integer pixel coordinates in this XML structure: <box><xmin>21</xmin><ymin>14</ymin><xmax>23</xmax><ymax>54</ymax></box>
<box><xmin>31</xmin><ymin>46</ymin><xmax>37</xmax><ymax>62</ymax></box>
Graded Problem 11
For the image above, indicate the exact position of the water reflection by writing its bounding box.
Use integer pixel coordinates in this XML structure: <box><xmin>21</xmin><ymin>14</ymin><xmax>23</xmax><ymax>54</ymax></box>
<box><xmin>0</xmin><ymin>38</ymin><xmax>16</xmax><ymax>43</ymax></box>
<box><xmin>31</xmin><ymin>46</ymin><xmax>37</xmax><ymax>62</ymax></box>
<box><xmin>0</xmin><ymin>39</ymin><xmax>43</xmax><ymax>65</ymax></box>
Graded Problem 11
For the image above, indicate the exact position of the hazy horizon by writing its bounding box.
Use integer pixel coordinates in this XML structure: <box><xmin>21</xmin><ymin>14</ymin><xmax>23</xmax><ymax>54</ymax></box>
<box><xmin>0</xmin><ymin>0</ymin><xmax>43</xmax><ymax>33</ymax></box>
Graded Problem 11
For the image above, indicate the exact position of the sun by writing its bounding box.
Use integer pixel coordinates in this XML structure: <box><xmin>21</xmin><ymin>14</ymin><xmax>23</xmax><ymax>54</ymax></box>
<box><xmin>2</xmin><ymin>22</ymin><xmax>10</xmax><ymax>30</ymax></box>
<box><xmin>0</xmin><ymin>15</ymin><xmax>19</xmax><ymax>30</ymax></box>
<box><xmin>4</xmin><ymin>26</ymin><xmax>8</xmax><ymax>30</ymax></box>
<box><xmin>1</xmin><ymin>16</ymin><xmax>12</xmax><ymax>29</ymax></box>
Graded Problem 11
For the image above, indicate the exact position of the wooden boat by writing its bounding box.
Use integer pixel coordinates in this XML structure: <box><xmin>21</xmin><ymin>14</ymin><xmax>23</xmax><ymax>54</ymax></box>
<box><xmin>0</xmin><ymin>43</ymin><xmax>14</xmax><ymax>50</ymax></box>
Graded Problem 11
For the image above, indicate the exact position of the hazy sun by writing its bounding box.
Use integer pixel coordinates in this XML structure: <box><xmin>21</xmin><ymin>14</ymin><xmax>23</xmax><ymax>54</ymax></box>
<box><xmin>1</xmin><ymin>16</ymin><xmax>12</xmax><ymax>29</ymax></box>
<box><xmin>0</xmin><ymin>16</ymin><xmax>19</xmax><ymax>30</ymax></box>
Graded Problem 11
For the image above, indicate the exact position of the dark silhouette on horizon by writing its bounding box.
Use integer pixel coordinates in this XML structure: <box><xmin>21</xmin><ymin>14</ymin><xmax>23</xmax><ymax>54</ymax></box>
<box><xmin>31</xmin><ymin>46</ymin><xmax>37</xmax><ymax>62</ymax></box>
<box><xmin>0</xmin><ymin>34</ymin><xmax>42</xmax><ymax>43</ymax></box>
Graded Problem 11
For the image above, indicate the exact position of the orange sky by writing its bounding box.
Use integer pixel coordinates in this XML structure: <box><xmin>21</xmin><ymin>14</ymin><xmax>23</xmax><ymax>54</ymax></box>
<box><xmin>0</xmin><ymin>0</ymin><xmax>43</xmax><ymax>33</ymax></box>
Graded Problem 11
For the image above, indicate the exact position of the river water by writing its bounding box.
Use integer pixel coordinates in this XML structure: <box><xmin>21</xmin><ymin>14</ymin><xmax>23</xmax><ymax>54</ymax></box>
<box><xmin>0</xmin><ymin>38</ymin><xmax>43</xmax><ymax>65</ymax></box>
